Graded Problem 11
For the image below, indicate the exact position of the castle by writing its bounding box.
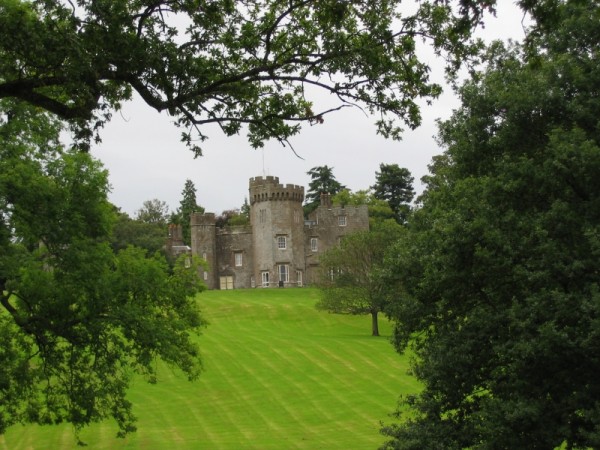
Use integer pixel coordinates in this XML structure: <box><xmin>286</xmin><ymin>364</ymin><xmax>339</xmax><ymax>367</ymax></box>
<box><xmin>185</xmin><ymin>175</ymin><xmax>369</xmax><ymax>289</ymax></box>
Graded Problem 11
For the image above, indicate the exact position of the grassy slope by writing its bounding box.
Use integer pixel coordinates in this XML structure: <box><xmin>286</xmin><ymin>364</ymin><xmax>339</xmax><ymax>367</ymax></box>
<box><xmin>1</xmin><ymin>288</ymin><xmax>419</xmax><ymax>450</ymax></box>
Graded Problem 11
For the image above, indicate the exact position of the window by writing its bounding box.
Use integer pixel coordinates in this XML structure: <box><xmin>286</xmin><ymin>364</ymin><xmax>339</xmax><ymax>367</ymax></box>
<box><xmin>261</xmin><ymin>271</ymin><xmax>270</xmax><ymax>287</ymax></box>
<box><xmin>338</xmin><ymin>215</ymin><xmax>347</xmax><ymax>226</ymax></box>
<box><xmin>259</xmin><ymin>209</ymin><xmax>267</xmax><ymax>223</ymax></box>
<box><xmin>310</xmin><ymin>237</ymin><xmax>318</xmax><ymax>252</ymax></box>
<box><xmin>203</xmin><ymin>271</ymin><xmax>208</xmax><ymax>281</ymax></box>
<box><xmin>278</xmin><ymin>264</ymin><xmax>289</xmax><ymax>283</ymax></box>
<box><xmin>293</xmin><ymin>210</ymin><xmax>300</xmax><ymax>224</ymax></box>
<box><xmin>296</xmin><ymin>270</ymin><xmax>303</xmax><ymax>287</ymax></box>
<box><xmin>234</xmin><ymin>252</ymin><xmax>243</xmax><ymax>267</ymax></box>
<box><xmin>202</xmin><ymin>252</ymin><xmax>207</xmax><ymax>261</ymax></box>
<box><xmin>277</xmin><ymin>236</ymin><xmax>287</xmax><ymax>249</ymax></box>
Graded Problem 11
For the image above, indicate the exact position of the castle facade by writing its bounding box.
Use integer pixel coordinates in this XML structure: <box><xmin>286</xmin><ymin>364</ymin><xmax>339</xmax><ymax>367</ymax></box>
<box><xmin>190</xmin><ymin>176</ymin><xmax>369</xmax><ymax>289</ymax></box>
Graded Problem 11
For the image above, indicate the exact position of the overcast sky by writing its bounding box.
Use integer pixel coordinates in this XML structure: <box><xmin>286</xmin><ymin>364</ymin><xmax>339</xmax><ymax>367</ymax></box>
<box><xmin>91</xmin><ymin>3</ymin><xmax>528</xmax><ymax>217</ymax></box>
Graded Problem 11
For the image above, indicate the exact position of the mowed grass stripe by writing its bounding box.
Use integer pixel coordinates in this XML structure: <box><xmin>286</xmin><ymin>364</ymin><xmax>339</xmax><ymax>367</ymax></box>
<box><xmin>3</xmin><ymin>288</ymin><xmax>419</xmax><ymax>449</ymax></box>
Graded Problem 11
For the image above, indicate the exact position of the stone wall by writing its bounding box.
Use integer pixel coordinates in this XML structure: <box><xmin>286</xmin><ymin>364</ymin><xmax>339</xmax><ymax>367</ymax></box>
<box><xmin>190</xmin><ymin>213</ymin><xmax>217</xmax><ymax>289</ymax></box>
<box><xmin>215</xmin><ymin>226</ymin><xmax>253</xmax><ymax>289</ymax></box>
<box><xmin>304</xmin><ymin>203</ymin><xmax>369</xmax><ymax>285</ymax></box>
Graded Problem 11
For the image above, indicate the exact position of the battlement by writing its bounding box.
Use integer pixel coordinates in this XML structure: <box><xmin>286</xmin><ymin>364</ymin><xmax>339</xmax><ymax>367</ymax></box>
<box><xmin>191</xmin><ymin>212</ymin><xmax>216</xmax><ymax>226</ymax></box>
<box><xmin>249</xmin><ymin>176</ymin><xmax>304</xmax><ymax>205</ymax></box>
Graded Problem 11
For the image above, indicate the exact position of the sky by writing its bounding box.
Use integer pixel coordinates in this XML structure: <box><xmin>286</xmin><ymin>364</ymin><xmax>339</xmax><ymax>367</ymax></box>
<box><xmin>91</xmin><ymin>3</ymin><xmax>528</xmax><ymax>217</ymax></box>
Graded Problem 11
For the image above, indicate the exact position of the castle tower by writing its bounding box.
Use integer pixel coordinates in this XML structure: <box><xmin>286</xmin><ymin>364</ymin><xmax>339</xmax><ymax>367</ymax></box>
<box><xmin>190</xmin><ymin>213</ymin><xmax>217</xmax><ymax>289</ymax></box>
<box><xmin>249</xmin><ymin>176</ymin><xmax>305</xmax><ymax>287</ymax></box>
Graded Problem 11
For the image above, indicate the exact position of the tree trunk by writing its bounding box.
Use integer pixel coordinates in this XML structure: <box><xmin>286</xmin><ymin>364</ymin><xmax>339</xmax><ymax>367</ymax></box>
<box><xmin>371</xmin><ymin>310</ymin><xmax>379</xmax><ymax>337</ymax></box>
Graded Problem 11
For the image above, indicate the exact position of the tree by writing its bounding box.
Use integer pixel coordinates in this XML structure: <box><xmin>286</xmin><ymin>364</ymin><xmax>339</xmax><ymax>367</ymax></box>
<box><xmin>111</xmin><ymin>207</ymin><xmax>168</xmax><ymax>256</ymax></box>
<box><xmin>382</xmin><ymin>2</ymin><xmax>600</xmax><ymax>448</ymax></box>
<box><xmin>0</xmin><ymin>0</ymin><xmax>498</xmax><ymax>153</ymax></box>
<box><xmin>0</xmin><ymin>102</ymin><xmax>206</xmax><ymax>440</ymax></box>
<box><xmin>304</xmin><ymin>165</ymin><xmax>346</xmax><ymax>215</ymax></box>
<box><xmin>371</xmin><ymin>164</ymin><xmax>414</xmax><ymax>224</ymax></box>
<box><xmin>171</xmin><ymin>179</ymin><xmax>204</xmax><ymax>246</ymax></box>
<box><xmin>240</xmin><ymin>198</ymin><xmax>250</xmax><ymax>221</ymax></box>
<box><xmin>135</xmin><ymin>199</ymin><xmax>170</xmax><ymax>226</ymax></box>
<box><xmin>316</xmin><ymin>220</ymin><xmax>403</xmax><ymax>336</ymax></box>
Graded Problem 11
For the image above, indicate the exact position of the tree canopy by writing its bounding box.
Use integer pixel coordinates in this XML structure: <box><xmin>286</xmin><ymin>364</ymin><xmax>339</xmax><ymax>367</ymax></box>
<box><xmin>170</xmin><ymin>179</ymin><xmax>204</xmax><ymax>246</ymax></box>
<box><xmin>382</xmin><ymin>1</ymin><xmax>600</xmax><ymax>448</ymax></box>
<box><xmin>316</xmin><ymin>220</ymin><xmax>403</xmax><ymax>336</ymax></box>
<box><xmin>111</xmin><ymin>206</ymin><xmax>169</xmax><ymax>257</ymax></box>
<box><xmin>371</xmin><ymin>164</ymin><xmax>414</xmax><ymax>224</ymax></box>
<box><xmin>0</xmin><ymin>0</ymin><xmax>499</xmax><ymax>153</ymax></box>
<box><xmin>135</xmin><ymin>199</ymin><xmax>170</xmax><ymax>226</ymax></box>
<box><xmin>0</xmin><ymin>102</ymin><xmax>206</xmax><ymax>440</ymax></box>
<box><xmin>304</xmin><ymin>165</ymin><xmax>346</xmax><ymax>215</ymax></box>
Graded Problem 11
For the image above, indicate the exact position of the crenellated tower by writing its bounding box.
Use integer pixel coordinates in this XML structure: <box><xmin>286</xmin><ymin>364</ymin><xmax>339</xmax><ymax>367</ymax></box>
<box><xmin>249</xmin><ymin>176</ymin><xmax>305</xmax><ymax>287</ymax></box>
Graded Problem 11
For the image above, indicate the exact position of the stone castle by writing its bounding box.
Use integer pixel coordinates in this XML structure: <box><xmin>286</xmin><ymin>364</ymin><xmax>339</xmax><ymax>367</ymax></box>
<box><xmin>182</xmin><ymin>175</ymin><xmax>369</xmax><ymax>289</ymax></box>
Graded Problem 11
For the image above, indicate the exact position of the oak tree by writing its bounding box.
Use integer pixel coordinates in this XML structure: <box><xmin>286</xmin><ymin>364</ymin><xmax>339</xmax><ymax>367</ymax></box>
<box><xmin>0</xmin><ymin>102</ymin><xmax>206</xmax><ymax>440</ymax></box>
<box><xmin>0</xmin><ymin>0</ymin><xmax>497</xmax><ymax>153</ymax></box>
<box><xmin>316</xmin><ymin>220</ymin><xmax>403</xmax><ymax>336</ymax></box>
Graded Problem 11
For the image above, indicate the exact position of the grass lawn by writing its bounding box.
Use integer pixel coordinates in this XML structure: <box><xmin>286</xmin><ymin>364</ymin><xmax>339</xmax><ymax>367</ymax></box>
<box><xmin>1</xmin><ymin>288</ymin><xmax>419</xmax><ymax>450</ymax></box>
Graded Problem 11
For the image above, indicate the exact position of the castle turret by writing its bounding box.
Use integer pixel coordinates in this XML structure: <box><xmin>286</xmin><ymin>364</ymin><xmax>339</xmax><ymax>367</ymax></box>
<box><xmin>249</xmin><ymin>176</ymin><xmax>305</xmax><ymax>287</ymax></box>
<box><xmin>190</xmin><ymin>213</ymin><xmax>217</xmax><ymax>289</ymax></box>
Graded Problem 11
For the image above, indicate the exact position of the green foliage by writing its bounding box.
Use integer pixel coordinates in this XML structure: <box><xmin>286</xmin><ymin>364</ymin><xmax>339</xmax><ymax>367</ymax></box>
<box><xmin>316</xmin><ymin>221</ymin><xmax>404</xmax><ymax>336</ymax></box>
<box><xmin>171</xmin><ymin>179</ymin><xmax>204</xmax><ymax>246</ymax></box>
<box><xmin>0</xmin><ymin>102</ymin><xmax>206</xmax><ymax>439</ymax></box>
<box><xmin>382</xmin><ymin>2</ymin><xmax>600</xmax><ymax>448</ymax></box>
<box><xmin>135</xmin><ymin>199</ymin><xmax>170</xmax><ymax>226</ymax></box>
<box><xmin>0</xmin><ymin>0</ymin><xmax>494</xmax><ymax>153</ymax></box>
<box><xmin>240</xmin><ymin>197</ymin><xmax>250</xmax><ymax>219</ymax></box>
<box><xmin>304</xmin><ymin>165</ymin><xmax>346</xmax><ymax>216</ymax></box>
<box><xmin>111</xmin><ymin>208</ymin><xmax>167</xmax><ymax>256</ymax></box>
<box><xmin>371</xmin><ymin>164</ymin><xmax>414</xmax><ymax>224</ymax></box>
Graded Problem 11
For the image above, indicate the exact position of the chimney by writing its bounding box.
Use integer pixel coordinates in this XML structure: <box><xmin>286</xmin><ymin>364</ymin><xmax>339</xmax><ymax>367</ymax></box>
<box><xmin>320</xmin><ymin>192</ymin><xmax>332</xmax><ymax>208</ymax></box>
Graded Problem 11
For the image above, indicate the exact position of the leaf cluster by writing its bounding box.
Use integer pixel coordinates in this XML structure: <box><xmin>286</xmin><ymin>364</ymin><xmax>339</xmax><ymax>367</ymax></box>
<box><xmin>316</xmin><ymin>220</ymin><xmax>404</xmax><ymax>334</ymax></box>
<box><xmin>0</xmin><ymin>0</ymin><xmax>498</xmax><ymax>153</ymax></box>
<box><xmin>382</xmin><ymin>1</ymin><xmax>600</xmax><ymax>448</ymax></box>
<box><xmin>0</xmin><ymin>102</ymin><xmax>206</xmax><ymax>440</ymax></box>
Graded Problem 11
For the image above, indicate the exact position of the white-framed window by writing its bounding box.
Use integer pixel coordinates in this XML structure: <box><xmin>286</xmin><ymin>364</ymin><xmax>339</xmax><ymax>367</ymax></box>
<box><xmin>277</xmin><ymin>236</ymin><xmax>287</xmax><ymax>249</ymax></box>
<box><xmin>310</xmin><ymin>237</ymin><xmax>318</xmax><ymax>252</ymax></box>
<box><xmin>261</xmin><ymin>271</ymin><xmax>270</xmax><ymax>287</ymax></box>
<box><xmin>278</xmin><ymin>264</ymin><xmax>289</xmax><ymax>283</ymax></box>
<box><xmin>203</xmin><ymin>271</ymin><xmax>208</xmax><ymax>281</ymax></box>
<box><xmin>296</xmin><ymin>270</ymin><xmax>303</xmax><ymax>287</ymax></box>
<box><xmin>234</xmin><ymin>252</ymin><xmax>243</xmax><ymax>267</ymax></box>
<box><xmin>202</xmin><ymin>252</ymin><xmax>207</xmax><ymax>261</ymax></box>
<box><xmin>338</xmin><ymin>215</ymin><xmax>347</xmax><ymax>226</ymax></box>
